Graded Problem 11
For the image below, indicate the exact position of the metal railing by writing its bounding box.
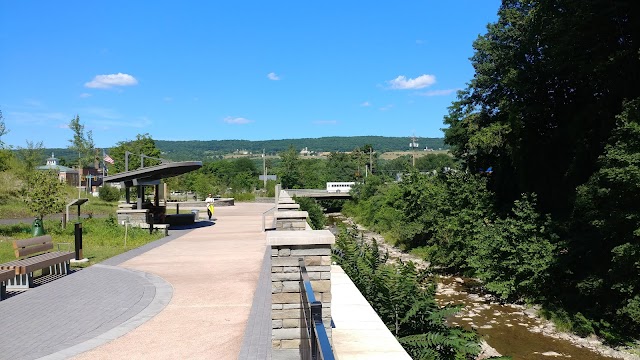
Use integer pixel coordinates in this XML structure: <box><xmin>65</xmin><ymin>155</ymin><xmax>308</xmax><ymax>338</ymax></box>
<box><xmin>262</xmin><ymin>206</ymin><xmax>276</xmax><ymax>231</ymax></box>
<box><xmin>299</xmin><ymin>258</ymin><xmax>335</xmax><ymax>360</ymax></box>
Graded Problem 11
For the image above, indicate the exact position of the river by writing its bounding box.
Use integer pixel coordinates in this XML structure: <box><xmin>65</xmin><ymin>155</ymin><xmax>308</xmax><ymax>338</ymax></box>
<box><xmin>326</xmin><ymin>214</ymin><xmax>639</xmax><ymax>360</ymax></box>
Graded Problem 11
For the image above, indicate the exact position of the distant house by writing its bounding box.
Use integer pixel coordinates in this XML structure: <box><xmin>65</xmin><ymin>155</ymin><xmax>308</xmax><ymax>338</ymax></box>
<box><xmin>37</xmin><ymin>153</ymin><xmax>79</xmax><ymax>185</ymax></box>
<box><xmin>36</xmin><ymin>153</ymin><xmax>102</xmax><ymax>190</ymax></box>
<box><xmin>300</xmin><ymin>147</ymin><xmax>314</xmax><ymax>156</ymax></box>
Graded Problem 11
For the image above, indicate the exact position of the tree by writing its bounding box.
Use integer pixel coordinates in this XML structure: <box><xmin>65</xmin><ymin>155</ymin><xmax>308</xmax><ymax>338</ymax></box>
<box><xmin>443</xmin><ymin>0</ymin><xmax>640</xmax><ymax>216</ymax></box>
<box><xmin>569</xmin><ymin>98</ymin><xmax>640</xmax><ymax>335</ymax></box>
<box><xmin>0</xmin><ymin>108</ymin><xmax>12</xmax><ymax>172</ymax></box>
<box><xmin>24</xmin><ymin>170</ymin><xmax>66</xmax><ymax>220</ymax></box>
<box><xmin>109</xmin><ymin>133</ymin><xmax>162</xmax><ymax>173</ymax></box>
<box><xmin>14</xmin><ymin>140</ymin><xmax>45</xmax><ymax>193</ymax></box>
<box><xmin>0</xmin><ymin>108</ymin><xmax>7</xmax><ymax>148</ymax></box>
<box><xmin>68</xmin><ymin>115</ymin><xmax>95</xmax><ymax>167</ymax></box>
<box><xmin>278</xmin><ymin>146</ymin><xmax>303</xmax><ymax>189</ymax></box>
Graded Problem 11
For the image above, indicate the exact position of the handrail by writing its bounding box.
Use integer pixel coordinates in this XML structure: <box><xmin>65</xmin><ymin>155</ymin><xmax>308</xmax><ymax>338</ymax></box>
<box><xmin>262</xmin><ymin>206</ymin><xmax>276</xmax><ymax>232</ymax></box>
<box><xmin>299</xmin><ymin>258</ymin><xmax>335</xmax><ymax>360</ymax></box>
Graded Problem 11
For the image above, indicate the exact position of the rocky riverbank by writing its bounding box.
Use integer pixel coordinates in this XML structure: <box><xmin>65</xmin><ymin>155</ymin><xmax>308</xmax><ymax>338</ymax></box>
<box><xmin>328</xmin><ymin>213</ymin><xmax>640</xmax><ymax>360</ymax></box>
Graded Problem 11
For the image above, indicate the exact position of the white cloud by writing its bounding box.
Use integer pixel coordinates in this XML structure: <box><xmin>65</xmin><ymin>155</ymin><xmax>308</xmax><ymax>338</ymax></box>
<box><xmin>224</xmin><ymin>116</ymin><xmax>253</xmax><ymax>124</ymax></box>
<box><xmin>79</xmin><ymin>93</ymin><xmax>92</xmax><ymax>98</ymax></box>
<box><xmin>9</xmin><ymin>111</ymin><xmax>67</xmax><ymax>124</ymax></box>
<box><xmin>379</xmin><ymin>104</ymin><xmax>394</xmax><ymax>111</ymax></box>
<box><xmin>92</xmin><ymin>116</ymin><xmax>151</xmax><ymax>129</ymax></box>
<box><xmin>360</xmin><ymin>101</ymin><xmax>371</xmax><ymax>107</ymax></box>
<box><xmin>416</xmin><ymin>39</ymin><xmax>424</xmax><ymax>45</ymax></box>
<box><xmin>313</xmin><ymin>120</ymin><xmax>338</xmax><ymax>125</ymax></box>
<box><xmin>85</xmin><ymin>73</ymin><xmax>138</xmax><ymax>89</ymax></box>
<box><xmin>388</xmin><ymin>74</ymin><xmax>436</xmax><ymax>90</ymax></box>
<box><xmin>267</xmin><ymin>72</ymin><xmax>280</xmax><ymax>81</ymax></box>
<box><xmin>420</xmin><ymin>89</ymin><xmax>457</xmax><ymax>97</ymax></box>
<box><xmin>163</xmin><ymin>97</ymin><xmax>173</xmax><ymax>102</ymax></box>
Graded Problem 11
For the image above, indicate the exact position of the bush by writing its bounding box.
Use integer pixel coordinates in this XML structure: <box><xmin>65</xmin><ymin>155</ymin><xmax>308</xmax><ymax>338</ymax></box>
<box><xmin>296</xmin><ymin>196</ymin><xmax>326</xmax><ymax>230</ymax></box>
<box><xmin>99</xmin><ymin>186</ymin><xmax>121</xmax><ymax>202</ymax></box>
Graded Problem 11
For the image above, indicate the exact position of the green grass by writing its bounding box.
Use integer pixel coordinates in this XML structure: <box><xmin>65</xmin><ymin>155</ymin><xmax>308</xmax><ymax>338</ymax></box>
<box><xmin>0</xmin><ymin>196</ymin><xmax>117</xmax><ymax>219</ymax></box>
<box><xmin>0</xmin><ymin>216</ymin><xmax>164</xmax><ymax>267</ymax></box>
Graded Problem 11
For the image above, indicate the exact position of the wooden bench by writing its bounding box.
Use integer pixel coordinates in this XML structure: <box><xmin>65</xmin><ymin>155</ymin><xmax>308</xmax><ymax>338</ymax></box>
<box><xmin>0</xmin><ymin>235</ymin><xmax>75</xmax><ymax>290</ymax></box>
<box><xmin>0</xmin><ymin>269</ymin><xmax>15</xmax><ymax>300</ymax></box>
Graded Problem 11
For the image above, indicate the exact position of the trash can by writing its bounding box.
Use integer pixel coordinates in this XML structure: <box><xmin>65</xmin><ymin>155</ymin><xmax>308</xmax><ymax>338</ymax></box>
<box><xmin>32</xmin><ymin>218</ymin><xmax>45</xmax><ymax>236</ymax></box>
<box><xmin>191</xmin><ymin>209</ymin><xmax>199</xmax><ymax>221</ymax></box>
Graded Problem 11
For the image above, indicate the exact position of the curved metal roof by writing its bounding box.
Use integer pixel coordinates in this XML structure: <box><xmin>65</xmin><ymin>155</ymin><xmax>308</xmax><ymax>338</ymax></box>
<box><xmin>104</xmin><ymin>161</ymin><xmax>202</xmax><ymax>186</ymax></box>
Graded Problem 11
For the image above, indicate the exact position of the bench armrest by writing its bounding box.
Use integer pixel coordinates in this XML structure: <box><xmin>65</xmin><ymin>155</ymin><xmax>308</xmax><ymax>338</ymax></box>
<box><xmin>57</xmin><ymin>242</ymin><xmax>72</xmax><ymax>252</ymax></box>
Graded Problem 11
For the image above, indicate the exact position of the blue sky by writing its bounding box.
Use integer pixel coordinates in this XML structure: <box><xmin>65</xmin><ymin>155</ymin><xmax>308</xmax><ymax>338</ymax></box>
<box><xmin>0</xmin><ymin>1</ymin><xmax>501</xmax><ymax>149</ymax></box>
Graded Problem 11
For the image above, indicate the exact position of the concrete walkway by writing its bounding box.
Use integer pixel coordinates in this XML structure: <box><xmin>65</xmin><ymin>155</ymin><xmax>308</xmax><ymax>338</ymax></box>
<box><xmin>0</xmin><ymin>202</ymin><xmax>274</xmax><ymax>360</ymax></box>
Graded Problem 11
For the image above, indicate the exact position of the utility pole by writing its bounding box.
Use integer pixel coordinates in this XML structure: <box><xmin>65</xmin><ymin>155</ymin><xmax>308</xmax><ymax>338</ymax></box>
<box><xmin>262</xmin><ymin>149</ymin><xmax>267</xmax><ymax>189</ymax></box>
<box><xmin>369</xmin><ymin>147</ymin><xmax>373</xmax><ymax>176</ymax></box>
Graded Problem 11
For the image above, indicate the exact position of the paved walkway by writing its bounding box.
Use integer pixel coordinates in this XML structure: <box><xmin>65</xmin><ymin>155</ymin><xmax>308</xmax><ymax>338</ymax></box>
<box><xmin>0</xmin><ymin>202</ymin><xmax>274</xmax><ymax>360</ymax></box>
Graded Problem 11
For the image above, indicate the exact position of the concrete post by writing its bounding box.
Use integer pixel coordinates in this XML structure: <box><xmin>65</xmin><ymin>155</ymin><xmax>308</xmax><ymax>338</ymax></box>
<box><xmin>268</xmin><ymin>230</ymin><xmax>335</xmax><ymax>350</ymax></box>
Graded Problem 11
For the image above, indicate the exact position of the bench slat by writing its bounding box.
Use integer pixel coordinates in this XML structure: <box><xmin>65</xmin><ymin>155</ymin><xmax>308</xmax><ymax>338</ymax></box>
<box><xmin>22</xmin><ymin>252</ymin><xmax>74</xmax><ymax>274</ymax></box>
<box><xmin>12</xmin><ymin>235</ymin><xmax>53</xmax><ymax>249</ymax></box>
<box><xmin>0</xmin><ymin>269</ymin><xmax>15</xmax><ymax>282</ymax></box>
<box><xmin>15</xmin><ymin>242</ymin><xmax>54</xmax><ymax>258</ymax></box>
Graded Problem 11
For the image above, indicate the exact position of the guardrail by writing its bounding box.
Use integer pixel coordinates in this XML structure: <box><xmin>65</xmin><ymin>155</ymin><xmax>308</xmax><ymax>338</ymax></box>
<box><xmin>299</xmin><ymin>258</ymin><xmax>335</xmax><ymax>360</ymax></box>
<box><xmin>262</xmin><ymin>206</ymin><xmax>276</xmax><ymax>232</ymax></box>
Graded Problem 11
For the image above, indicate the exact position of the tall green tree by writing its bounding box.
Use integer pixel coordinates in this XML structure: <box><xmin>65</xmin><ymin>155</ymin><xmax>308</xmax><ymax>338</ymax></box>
<box><xmin>568</xmin><ymin>98</ymin><xmax>640</xmax><ymax>335</ymax></box>
<box><xmin>109</xmin><ymin>133</ymin><xmax>162</xmax><ymax>173</ymax></box>
<box><xmin>278</xmin><ymin>146</ymin><xmax>303</xmax><ymax>189</ymax></box>
<box><xmin>68</xmin><ymin>114</ymin><xmax>95</xmax><ymax>170</ymax></box>
<box><xmin>443</xmin><ymin>0</ymin><xmax>640</xmax><ymax>216</ymax></box>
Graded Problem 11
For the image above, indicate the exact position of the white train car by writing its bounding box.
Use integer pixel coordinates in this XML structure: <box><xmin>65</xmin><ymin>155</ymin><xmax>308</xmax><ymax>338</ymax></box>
<box><xmin>326</xmin><ymin>182</ymin><xmax>356</xmax><ymax>193</ymax></box>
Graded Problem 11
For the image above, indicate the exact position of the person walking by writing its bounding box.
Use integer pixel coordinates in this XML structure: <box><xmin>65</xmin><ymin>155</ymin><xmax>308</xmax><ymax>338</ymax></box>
<box><xmin>205</xmin><ymin>193</ymin><xmax>215</xmax><ymax>221</ymax></box>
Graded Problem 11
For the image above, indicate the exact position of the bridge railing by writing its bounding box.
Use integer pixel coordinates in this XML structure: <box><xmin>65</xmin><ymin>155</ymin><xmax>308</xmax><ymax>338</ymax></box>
<box><xmin>262</xmin><ymin>206</ymin><xmax>276</xmax><ymax>231</ymax></box>
<box><xmin>299</xmin><ymin>258</ymin><xmax>335</xmax><ymax>360</ymax></box>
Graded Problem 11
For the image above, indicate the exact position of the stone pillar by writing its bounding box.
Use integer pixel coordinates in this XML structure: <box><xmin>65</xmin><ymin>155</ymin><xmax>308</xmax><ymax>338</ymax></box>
<box><xmin>269</xmin><ymin>230</ymin><xmax>335</xmax><ymax>351</ymax></box>
<box><xmin>274</xmin><ymin>211</ymin><xmax>309</xmax><ymax>231</ymax></box>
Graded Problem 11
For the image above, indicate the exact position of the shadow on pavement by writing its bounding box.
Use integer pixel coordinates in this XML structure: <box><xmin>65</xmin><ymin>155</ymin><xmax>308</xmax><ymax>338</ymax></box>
<box><xmin>169</xmin><ymin>220</ymin><xmax>215</xmax><ymax>230</ymax></box>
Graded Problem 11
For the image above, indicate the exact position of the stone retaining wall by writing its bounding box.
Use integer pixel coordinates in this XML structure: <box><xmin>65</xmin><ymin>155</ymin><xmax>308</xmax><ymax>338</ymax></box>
<box><xmin>268</xmin><ymin>231</ymin><xmax>334</xmax><ymax>350</ymax></box>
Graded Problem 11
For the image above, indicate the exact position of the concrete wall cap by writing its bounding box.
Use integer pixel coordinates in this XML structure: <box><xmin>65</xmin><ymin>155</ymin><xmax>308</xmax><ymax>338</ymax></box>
<box><xmin>268</xmin><ymin>230</ymin><xmax>335</xmax><ymax>246</ymax></box>
<box><xmin>274</xmin><ymin>211</ymin><xmax>308</xmax><ymax>219</ymax></box>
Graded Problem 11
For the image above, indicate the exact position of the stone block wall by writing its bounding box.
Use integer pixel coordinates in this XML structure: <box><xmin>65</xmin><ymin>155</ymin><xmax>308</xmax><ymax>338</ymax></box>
<box><xmin>268</xmin><ymin>231</ymin><xmax>335</xmax><ymax>351</ymax></box>
<box><xmin>274</xmin><ymin>211</ymin><xmax>309</xmax><ymax>231</ymax></box>
<box><xmin>116</xmin><ymin>209</ymin><xmax>149</xmax><ymax>226</ymax></box>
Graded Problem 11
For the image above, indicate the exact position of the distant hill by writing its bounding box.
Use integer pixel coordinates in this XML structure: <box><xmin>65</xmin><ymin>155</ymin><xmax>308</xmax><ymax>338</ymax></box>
<box><xmin>42</xmin><ymin>136</ymin><xmax>447</xmax><ymax>163</ymax></box>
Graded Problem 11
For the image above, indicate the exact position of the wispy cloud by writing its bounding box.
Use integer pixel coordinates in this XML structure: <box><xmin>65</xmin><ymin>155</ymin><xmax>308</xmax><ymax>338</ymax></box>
<box><xmin>224</xmin><ymin>116</ymin><xmax>253</xmax><ymax>124</ymax></box>
<box><xmin>79</xmin><ymin>107</ymin><xmax>122</xmax><ymax>120</ymax></box>
<box><xmin>379</xmin><ymin>104</ymin><xmax>394</xmax><ymax>111</ymax></box>
<box><xmin>91</xmin><ymin>116</ymin><xmax>152</xmax><ymax>129</ymax></box>
<box><xmin>420</xmin><ymin>89</ymin><xmax>458</xmax><ymax>97</ymax></box>
<box><xmin>312</xmin><ymin>120</ymin><xmax>338</xmax><ymax>125</ymax></box>
<box><xmin>388</xmin><ymin>74</ymin><xmax>436</xmax><ymax>90</ymax></box>
<box><xmin>163</xmin><ymin>96</ymin><xmax>173</xmax><ymax>102</ymax></box>
<box><xmin>416</xmin><ymin>39</ymin><xmax>425</xmax><ymax>45</ymax></box>
<box><xmin>9</xmin><ymin>111</ymin><xmax>67</xmax><ymax>125</ymax></box>
<box><xmin>267</xmin><ymin>72</ymin><xmax>280</xmax><ymax>81</ymax></box>
<box><xmin>360</xmin><ymin>101</ymin><xmax>371</xmax><ymax>107</ymax></box>
<box><xmin>79</xmin><ymin>93</ymin><xmax>92</xmax><ymax>98</ymax></box>
<box><xmin>85</xmin><ymin>73</ymin><xmax>138</xmax><ymax>89</ymax></box>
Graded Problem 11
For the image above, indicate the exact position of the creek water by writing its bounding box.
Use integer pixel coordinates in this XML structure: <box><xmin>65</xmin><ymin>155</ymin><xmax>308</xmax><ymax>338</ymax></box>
<box><xmin>326</xmin><ymin>214</ymin><xmax>634</xmax><ymax>360</ymax></box>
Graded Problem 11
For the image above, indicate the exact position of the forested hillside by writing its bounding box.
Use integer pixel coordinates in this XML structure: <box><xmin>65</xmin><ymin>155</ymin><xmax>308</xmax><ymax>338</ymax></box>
<box><xmin>154</xmin><ymin>136</ymin><xmax>447</xmax><ymax>161</ymax></box>
<box><xmin>40</xmin><ymin>136</ymin><xmax>447</xmax><ymax>163</ymax></box>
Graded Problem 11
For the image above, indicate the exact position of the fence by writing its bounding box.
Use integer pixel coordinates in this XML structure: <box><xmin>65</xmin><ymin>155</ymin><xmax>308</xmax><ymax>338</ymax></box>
<box><xmin>299</xmin><ymin>258</ymin><xmax>335</xmax><ymax>360</ymax></box>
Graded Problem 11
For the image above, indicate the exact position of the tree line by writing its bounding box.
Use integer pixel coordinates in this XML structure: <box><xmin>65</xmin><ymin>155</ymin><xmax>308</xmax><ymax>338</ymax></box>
<box><xmin>346</xmin><ymin>0</ymin><xmax>640</xmax><ymax>344</ymax></box>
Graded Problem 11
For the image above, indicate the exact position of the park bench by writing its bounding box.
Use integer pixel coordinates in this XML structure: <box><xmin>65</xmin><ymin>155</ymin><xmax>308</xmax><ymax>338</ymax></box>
<box><xmin>0</xmin><ymin>269</ymin><xmax>15</xmax><ymax>300</ymax></box>
<box><xmin>0</xmin><ymin>235</ymin><xmax>75</xmax><ymax>290</ymax></box>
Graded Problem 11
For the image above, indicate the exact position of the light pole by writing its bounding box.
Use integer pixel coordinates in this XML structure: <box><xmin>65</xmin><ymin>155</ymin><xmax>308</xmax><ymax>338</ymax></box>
<box><xmin>263</xmin><ymin>149</ymin><xmax>267</xmax><ymax>189</ymax></box>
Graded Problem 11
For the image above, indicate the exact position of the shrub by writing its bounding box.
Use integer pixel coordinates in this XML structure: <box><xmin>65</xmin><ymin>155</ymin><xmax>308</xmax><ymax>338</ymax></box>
<box><xmin>99</xmin><ymin>185</ymin><xmax>121</xmax><ymax>202</ymax></box>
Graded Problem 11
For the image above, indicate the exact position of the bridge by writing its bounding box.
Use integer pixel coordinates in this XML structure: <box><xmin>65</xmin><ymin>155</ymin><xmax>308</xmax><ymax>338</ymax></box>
<box><xmin>284</xmin><ymin>188</ymin><xmax>352</xmax><ymax>199</ymax></box>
